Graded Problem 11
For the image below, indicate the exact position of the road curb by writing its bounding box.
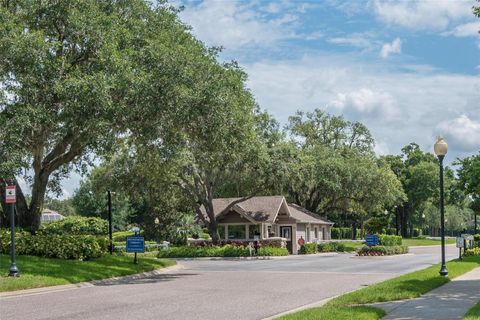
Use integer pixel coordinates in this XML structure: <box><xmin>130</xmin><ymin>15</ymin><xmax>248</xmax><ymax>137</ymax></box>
<box><xmin>0</xmin><ymin>263</ymin><xmax>183</xmax><ymax>299</ymax></box>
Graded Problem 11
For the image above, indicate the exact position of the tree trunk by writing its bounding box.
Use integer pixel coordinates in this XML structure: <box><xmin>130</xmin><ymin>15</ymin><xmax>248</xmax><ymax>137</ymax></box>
<box><xmin>19</xmin><ymin>171</ymin><xmax>49</xmax><ymax>232</ymax></box>
<box><xmin>351</xmin><ymin>221</ymin><xmax>357</xmax><ymax>240</ymax></box>
<box><xmin>209</xmin><ymin>220</ymin><xmax>220</xmax><ymax>245</ymax></box>
<box><xmin>400</xmin><ymin>206</ymin><xmax>408</xmax><ymax>238</ymax></box>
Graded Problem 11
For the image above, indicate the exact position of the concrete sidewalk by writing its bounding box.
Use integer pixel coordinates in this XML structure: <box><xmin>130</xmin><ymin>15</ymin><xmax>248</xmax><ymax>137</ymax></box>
<box><xmin>372</xmin><ymin>267</ymin><xmax>480</xmax><ymax>320</ymax></box>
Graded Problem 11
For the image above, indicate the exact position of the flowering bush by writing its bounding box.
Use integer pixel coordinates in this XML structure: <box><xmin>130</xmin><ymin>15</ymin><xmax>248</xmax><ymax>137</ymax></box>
<box><xmin>464</xmin><ymin>247</ymin><xmax>480</xmax><ymax>256</ymax></box>
<box><xmin>357</xmin><ymin>245</ymin><xmax>408</xmax><ymax>256</ymax></box>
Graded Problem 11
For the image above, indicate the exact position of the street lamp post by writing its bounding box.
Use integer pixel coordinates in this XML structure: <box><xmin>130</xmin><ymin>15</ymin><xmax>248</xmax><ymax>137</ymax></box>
<box><xmin>434</xmin><ymin>137</ymin><xmax>448</xmax><ymax>277</ymax></box>
<box><xmin>107</xmin><ymin>190</ymin><xmax>113</xmax><ymax>255</ymax></box>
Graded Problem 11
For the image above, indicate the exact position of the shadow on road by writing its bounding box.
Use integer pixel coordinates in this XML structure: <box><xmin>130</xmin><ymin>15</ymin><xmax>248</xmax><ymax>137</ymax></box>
<box><xmin>92</xmin><ymin>272</ymin><xmax>198</xmax><ymax>286</ymax></box>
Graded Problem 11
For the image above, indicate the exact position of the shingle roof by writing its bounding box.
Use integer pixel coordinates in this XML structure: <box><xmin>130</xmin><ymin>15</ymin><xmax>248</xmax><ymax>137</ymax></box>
<box><xmin>206</xmin><ymin>196</ymin><xmax>285</xmax><ymax>223</ymax></box>
<box><xmin>287</xmin><ymin>203</ymin><xmax>333</xmax><ymax>225</ymax></box>
<box><xmin>202</xmin><ymin>196</ymin><xmax>333</xmax><ymax>225</ymax></box>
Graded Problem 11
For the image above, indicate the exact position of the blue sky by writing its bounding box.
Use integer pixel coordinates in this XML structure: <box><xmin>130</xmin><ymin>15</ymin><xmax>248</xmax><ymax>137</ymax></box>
<box><xmin>176</xmin><ymin>0</ymin><xmax>480</xmax><ymax>158</ymax></box>
<box><xmin>44</xmin><ymin>0</ymin><xmax>480</xmax><ymax>198</ymax></box>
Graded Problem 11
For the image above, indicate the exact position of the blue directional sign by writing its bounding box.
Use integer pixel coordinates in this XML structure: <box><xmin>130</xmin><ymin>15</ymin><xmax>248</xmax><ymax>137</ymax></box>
<box><xmin>365</xmin><ymin>234</ymin><xmax>379</xmax><ymax>246</ymax></box>
<box><xmin>126</xmin><ymin>236</ymin><xmax>145</xmax><ymax>253</ymax></box>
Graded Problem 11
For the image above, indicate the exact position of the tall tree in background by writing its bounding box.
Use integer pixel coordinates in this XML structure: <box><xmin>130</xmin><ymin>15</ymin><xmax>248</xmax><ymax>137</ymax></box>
<box><xmin>0</xmin><ymin>1</ymin><xmax>220</xmax><ymax>231</ymax></box>
<box><xmin>281</xmin><ymin>109</ymin><xmax>405</xmax><ymax>222</ymax></box>
<box><xmin>456</xmin><ymin>153</ymin><xmax>480</xmax><ymax>232</ymax></box>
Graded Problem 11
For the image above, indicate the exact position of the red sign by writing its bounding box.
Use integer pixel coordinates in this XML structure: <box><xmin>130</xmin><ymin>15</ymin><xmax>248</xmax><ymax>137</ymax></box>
<box><xmin>5</xmin><ymin>185</ymin><xmax>16</xmax><ymax>204</ymax></box>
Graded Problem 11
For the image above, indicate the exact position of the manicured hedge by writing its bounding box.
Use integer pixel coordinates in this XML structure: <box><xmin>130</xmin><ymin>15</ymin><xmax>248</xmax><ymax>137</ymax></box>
<box><xmin>317</xmin><ymin>242</ymin><xmax>347</xmax><ymax>252</ymax></box>
<box><xmin>357</xmin><ymin>245</ymin><xmax>409</xmax><ymax>256</ymax></box>
<box><xmin>41</xmin><ymin>216</ymin><xmax>108</xmax><ymax>236</ymax></box>
<box><xmin>299</xmin><ymin>243</ymin><xmax>317</xmax><ymax>254</ymax></box>
<box><xmin>0</xmin><ymin>229</ymin><xmax>108</xmax><ymax>260</ymax></box>
<box><xmin>378</xmin><ymin>234</ymin><xmax>402</xmax><ymax>246</ymax></box>
<box><xmin>157</xmin><ymin>245</ymin><xmax>288</xmax><ymax>258</ymax></box>
<box><xmin>188</xmin><ymin>238</ymin><xmax>286</xmax><ymax>248</ymax></box>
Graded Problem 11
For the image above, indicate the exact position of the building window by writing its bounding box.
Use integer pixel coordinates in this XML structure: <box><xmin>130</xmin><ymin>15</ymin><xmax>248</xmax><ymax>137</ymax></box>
<box><xmin>306</xmin><ymin>227</ymin><xmax>310</xmax><ymax>242</ymax></box>
<box><xmin>267</xmin><ymin>225</ymin><xmax>274</xmax><ymax>238</ymax></box>
<box><xmin>219</xmin><ymin>226</ymin><xmax>226</xmax><ymax>239</ymax></box>
<box><xmin>315</xmin><ymin>227</ymin><xmax>318</xmax><ymax>239</ymax></box>
<box><xmin>228</xmin><ymin>225</ymin><xmax>246</xmax><ymax>239</ymax></box>
<box><xmin>249</xmin><ymin>225</ymin><xmax>261</xmax><ymax>239</ymax></box>
<box><xmin>322</xmin><ymin>227</ymin><xmax>326</xmax><ymax>240</ymax></box>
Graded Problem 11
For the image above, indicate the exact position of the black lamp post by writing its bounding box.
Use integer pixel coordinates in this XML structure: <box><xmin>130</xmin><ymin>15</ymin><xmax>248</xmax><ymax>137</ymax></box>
<box><xmin>107</xmin><ymin>190</ymin><xmax>113</xmax><ymax>255</ymax></box>
<box><xmin>434</xmin><ymin>137</ymin><xmax>448</xmax><ymax>277</ymax></box>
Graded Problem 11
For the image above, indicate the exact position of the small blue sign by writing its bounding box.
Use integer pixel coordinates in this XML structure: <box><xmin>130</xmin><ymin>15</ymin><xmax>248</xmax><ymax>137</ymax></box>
<box><xmin>126</xmin><ymin>236</ymin><xmax>145</xmax><ymax>253</ymax></box>
<box><xmin>365</xmin><ymin>234</ymin><xmax>379</xmax><ymax>246</ymax></box>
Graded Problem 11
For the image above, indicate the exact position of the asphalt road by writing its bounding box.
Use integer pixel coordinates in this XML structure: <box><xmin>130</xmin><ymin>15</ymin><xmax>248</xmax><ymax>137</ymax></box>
<box><xmin>0</xmin><ymin>245</ymin><xmax>458</xmax><ymax>320</ymax></box>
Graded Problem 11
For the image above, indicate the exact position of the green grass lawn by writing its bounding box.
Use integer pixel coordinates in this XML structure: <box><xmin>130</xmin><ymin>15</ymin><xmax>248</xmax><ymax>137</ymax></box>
<box><xmin>403</xmin><ymin>238</ymin><xmax>456</xmax><ymax>247</ymax></box>
<box><xmin>280</xmin><ymin>256</ymin><xmax>480</xmax><ymax>320</ymax></box>
<box><xmin>464</xmin><ymin>301</ymin><xmax>480</xmax><ymax>320</ymax></box>
<box><xmin>0</xmin><ymin>254</ymin><xmax>175</xmax><ymax>292</ymax></box>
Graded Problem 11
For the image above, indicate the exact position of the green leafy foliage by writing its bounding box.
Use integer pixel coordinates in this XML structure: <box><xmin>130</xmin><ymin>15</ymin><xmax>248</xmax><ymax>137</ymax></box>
<box><xmin>364</xmin><ymin>217</ymin><xmax>388</xmax><ymax>234</ymax></box>
<box><xmin>378</xmin><ymin>235</ymin><xmax>403</xmax><ymax>246</ymax></box>
<box><xmin>157</xmin><ymin>245</ymin><xmax>288</xmax><ymax>258</ymax></box>
<box><xmin>357</xmin><ymin>245</ymin><xmax>408</xmax><ymax>256</ymax></box>
<box><xmin>331</xmin><ymin>227</ymin><xmax>359</xmax><ymax>239</ymax></box>
<box><xmin>40</xmin><ymin>216</ymin><xmax>108</xmax><ymax>236</ymax></box>
<box><xmin>0</xmin><ymin>229</ymin><xmax>108</xmax><ymax>260</ymax></box>
<box><xmin>299</xmin><ymin>243</ymin><xmax>317</xmax><ymax>254</ymax></box>
<box><xmin>464</xmin><ymin>248</ymin><xmax>480</xmax><ymax>256</ymax></box>
<box><xmin>317</xmin><ymin>242</ymin><xmax>347</xmax><ymax>252</ymax></box>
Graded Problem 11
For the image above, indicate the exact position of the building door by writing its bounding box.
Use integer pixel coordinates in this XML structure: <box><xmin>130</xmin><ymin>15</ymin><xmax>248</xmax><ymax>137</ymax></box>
<box><xmin>280</xmin><ymin>226</ymin><xmax>293</xmax><ymax>253</ymax></box>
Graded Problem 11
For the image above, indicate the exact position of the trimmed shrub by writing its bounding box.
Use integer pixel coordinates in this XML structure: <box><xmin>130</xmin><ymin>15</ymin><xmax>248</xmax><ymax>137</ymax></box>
<box><xmin>299</xmin><ymin>243</ymin><xmax>317</xmax><ymax>254</ymax></box>
<box><xmin>317</xmin><ymin>242</ymin><xmax>347</xmax><ymax>252</ymax></box>
<box><xmin>157</xmin><ymin>245</ymin><xmax>287</xmax><ymax>258</ymax></box>
<box><xmin>464</xmin><ymin>247</ymin><xmax>480</xmax><ymax>256</ymax></box>
<box><xmin>357</xmin><ymin>245</ymin><xmax>409</xmax><ymax>256</ymax></box>
<box><xmin>0</xmin><ymin>229</ymin><xmax>108</xmax><ymax>260</ymax></box>
<box><xmin>379</xmin><ymin>234</ymin><xmax>402</xmax><ymax>246</ymax></box>
<box><xmin>257</xmin><ymin>247</ymin><xmax>289</xmax><ymax>256</ymax></box>
<box><xmin>41</xmin><ymin>216</ymin><xmax>108</xmax><ymax>236</ymax></box>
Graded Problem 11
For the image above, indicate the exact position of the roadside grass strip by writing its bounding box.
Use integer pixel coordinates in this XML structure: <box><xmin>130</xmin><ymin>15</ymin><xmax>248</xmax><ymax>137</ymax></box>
<box><xmin>0</xmin><ymin>254</ymin><xmax>175</xmax><ymax>292</ymax></box>
<box><xmin>402</xmin><ymin>238</ymin><xmax>456</xmax><ymax>247</ymax></box>
<box><xmin>464</xmin><ymin>300</ymin><xmax>480</xmax><ymax>320</ymax></box>
<box><xmin>279</xmin><ymin>256</ymin><xmax>480</xmax><ymax>320</ymax></box>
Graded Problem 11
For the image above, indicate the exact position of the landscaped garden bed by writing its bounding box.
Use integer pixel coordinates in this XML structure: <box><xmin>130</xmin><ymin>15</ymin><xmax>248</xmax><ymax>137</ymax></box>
<box><xmin>157</xmin><ymin>245</ymin><xmax>288</xmax><ymax>258</ymax></box>
<box><xmin>357</xmin><ymin>245</ymin><xmax>409</xmax><ymax>256</ymax></box>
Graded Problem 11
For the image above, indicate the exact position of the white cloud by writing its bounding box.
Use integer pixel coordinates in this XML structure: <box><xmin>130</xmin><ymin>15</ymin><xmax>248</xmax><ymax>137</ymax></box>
<box><xmin>177</xmin><ymin>0</ymin><xmax>300</xmax><ymax>50</ymax></box>
<box><xmin>244</xmin><ymin>55</ymin><xmax>480</xmax><ymax>157</ymax></box>
<box><xmin>373</xmin><ymin>0</ymin><xmax>475</xmax><ymax>31</ymax></box>
<box><xmin>328</xmin><ymin>88</ymin><xmax>399</xmax><ymax>121</ymax></box>
<box><xmin>327</xmin><ymin>33</ymin><xmax>376</xmax><ymax>49</ymax></box>
<box><xmin>442</xmin><ymin>21</ymin><xmax>480</xmax><ymax>37</ymax></box>
<box><xmin>436</xmin><ymin>115</ymin><xmax>480</xmax><ymax>152</ymax></box>
<box><xmin>380</xmin><ymin>38</ymin><xmax>402</xmax><ymax>59</ymax></box>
